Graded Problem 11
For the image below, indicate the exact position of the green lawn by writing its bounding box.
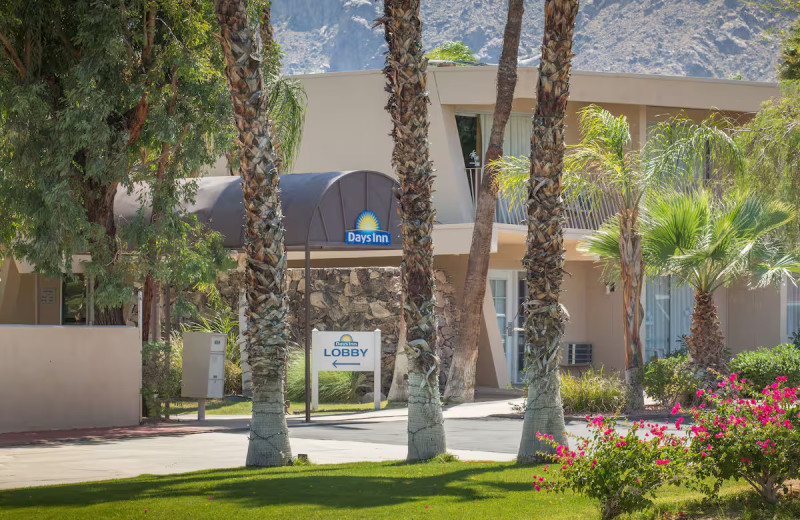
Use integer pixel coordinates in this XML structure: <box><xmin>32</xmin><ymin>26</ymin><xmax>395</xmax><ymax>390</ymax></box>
<box><xmin>168</xmin><ymin>399</ymin><xmax>392</xmax><ymax>416</ymax></box>
<box><xmin>0</xmin><ymin>461</ymin><xmax>784</xmax><ymax>520</ymax></box>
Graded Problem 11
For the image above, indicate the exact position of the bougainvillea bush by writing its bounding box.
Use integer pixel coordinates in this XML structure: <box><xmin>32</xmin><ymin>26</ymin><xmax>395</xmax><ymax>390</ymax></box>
<box><xmin>683</xmin><ymin>375</ymin><xmax>800</xmax><ymax>504</ymax></box>
<box><xmin>535</xmin><ymin>416</ymin><xmax>689</xmax><ymax>520</ymax></box>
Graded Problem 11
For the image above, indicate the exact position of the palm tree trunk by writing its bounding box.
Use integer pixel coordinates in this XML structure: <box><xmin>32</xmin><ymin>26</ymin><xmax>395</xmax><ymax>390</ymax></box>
<box><xmin>618</xmin><ymin>211</ymin><xmax>645</xmax><ymax>410</ymax></box>
<box><xmin>380</xmin><ymin>0</ymin><xmax>446</xmax><ymax>461</ymax></box>
<box><xmin>444</xmin><ymin>0</ymin><xmax>524</xmax><ymax>404</ymax></box>
<box><xmin>688</xmin><ymin>290</ymin><xmax>725</xmax><ymax>373</ymax></box>
<box><xmin>215</xmin><ymin>0</ymin><xmax>291</xmax><ymax>467</ymax></box>
<box><xmin>517</xmin><ymin>0</ymin><xmax>579</xmax><ymax>465</ymax></box>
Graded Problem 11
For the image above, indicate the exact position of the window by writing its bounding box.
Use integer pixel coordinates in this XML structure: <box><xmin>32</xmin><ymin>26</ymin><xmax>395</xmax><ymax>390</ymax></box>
<box><xmin>490</xmin><ymin>279</ymin><xmax>508</xmax><ymax>354</ymax></box>
<box><xmin>62</xmin><ymin>276</ymin><xmax>87</xmax><ymax>325</ymax></box>
<box><xmin>787</xmin><ymin>277</ymin><xmax>800</xmax><ymax>341</ymax></box>
<box><xmin>644</xmin><ymin>276</ymin><xmax>694</xmax><ymax>360</ymax></box>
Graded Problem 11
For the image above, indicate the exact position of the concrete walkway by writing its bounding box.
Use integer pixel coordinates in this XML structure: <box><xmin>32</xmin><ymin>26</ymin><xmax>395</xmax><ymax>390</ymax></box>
<box><xmin>4</xmin><ymin>397</ymin><xmax>648</xmax><ymax>490</ymax></box>
<box><xmin>0</xmin><ymin>398</ymin><xmax>526</xmax><ymax>489</ymax></box>
<box><xmin>0</xmin><ymin>433</ymin><xmax>516</xmax><ymax>489</ymax></box>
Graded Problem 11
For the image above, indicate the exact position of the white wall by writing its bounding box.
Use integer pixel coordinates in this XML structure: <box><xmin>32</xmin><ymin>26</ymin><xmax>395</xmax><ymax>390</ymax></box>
<box><xmin>0</xmin><ymin>326</ymin><xmax>141</xmax><ymax>433</ymax></box>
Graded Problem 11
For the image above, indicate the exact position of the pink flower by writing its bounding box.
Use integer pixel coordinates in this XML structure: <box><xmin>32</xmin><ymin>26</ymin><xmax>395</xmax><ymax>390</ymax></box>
<box><xmin>776</xmin><ymin>376</ymin><xmax>788</xmax><ymax>383</ymax></box>
<box><xmin>696</xmin><ymin>390</ymin><xmax>705</xmax><ymax>397</ymax></box>
<box><xmin>534</xmin><ymin>484</ymin><xmax>541</xmax><ymax>491</ymax></box>
<box><xmin>656</xmin><ymin>459</ymin><xmax>670</xmax><ymax>465</ymax></box>
<box><xmin>671</xmin><ymin>403</ymin><xmax>681</xmax><ymax>415</ymax></box>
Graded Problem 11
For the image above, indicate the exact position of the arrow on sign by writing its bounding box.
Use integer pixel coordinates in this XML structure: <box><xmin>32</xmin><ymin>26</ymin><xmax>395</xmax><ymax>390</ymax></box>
<box><xmin>333</xmin><ymin>360</ymin><xmax>360</xmax><ymax>368</ymax></box>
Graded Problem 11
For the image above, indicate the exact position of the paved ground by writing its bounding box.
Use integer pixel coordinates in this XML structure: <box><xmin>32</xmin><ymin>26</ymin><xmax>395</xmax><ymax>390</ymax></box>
<box><xmin>0</xmin><ymin>398</ymin><xmax>662</xmax><ymax>490</ymax></box>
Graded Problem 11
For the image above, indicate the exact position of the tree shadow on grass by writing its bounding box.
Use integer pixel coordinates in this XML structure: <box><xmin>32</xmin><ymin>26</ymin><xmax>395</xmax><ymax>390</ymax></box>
<box><xmin>0</xmin><ymin>463</ymin><xmax>529</xmax><ymax>512</ymax></box>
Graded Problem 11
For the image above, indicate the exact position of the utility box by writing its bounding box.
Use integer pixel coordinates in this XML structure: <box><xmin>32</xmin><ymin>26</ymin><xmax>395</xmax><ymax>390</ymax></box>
<box><xmin>181</xmin><ymin>332</ymin><xmax>226</xmax><ymax>399</ymax></box>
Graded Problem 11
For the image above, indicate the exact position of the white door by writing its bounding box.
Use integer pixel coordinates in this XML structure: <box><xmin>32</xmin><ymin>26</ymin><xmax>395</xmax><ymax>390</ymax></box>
<box><xmin>489</xmin><ymin>270</ymin><xmax>528</xmax><ymax>385</ymax></box>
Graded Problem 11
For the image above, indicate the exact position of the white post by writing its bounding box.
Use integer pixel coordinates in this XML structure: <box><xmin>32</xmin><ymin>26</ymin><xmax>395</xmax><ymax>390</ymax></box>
<box><xmin>311</xmin><ymin>328</ymin><xmax>319</xmax><ymax>410</ymax></box>
<box><xmin>137</xmin><ymin>290</ymin><xmax>143</xmax><ymax>336</ymax></box>
<box><xmin>198</xmin><ymin>398</ymin><xmax>206</xmax><ymax>421</ymax></box>
<box><xmin>374</xmin><ymin>329</ymin><xmax>381</xmax><ymax>410</ymax></box>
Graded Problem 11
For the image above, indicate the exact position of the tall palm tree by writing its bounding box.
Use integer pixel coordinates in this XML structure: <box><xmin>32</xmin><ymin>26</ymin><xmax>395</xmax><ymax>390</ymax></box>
<box><xmin>498</xmin><ymin>108</ymin><xmax>743</xmax><ymax>407</ymax></box>
<box><xmin>214</xmin><ymin>0</ymin><xmax>292</xmax><ymax>467</ymax></box>
<box><xmin>517</xmin><ymin>0</ymin><xmax>579</xmax><ymax>465</ymax></box>
<box><xmin>640</xmin><ymin>190</ymin><xmax>796</xmax><ymax>371</ymax></box>
<box><xmin>444</xmin><ymin>0</ymin><xmax>525</xmax><ymax>404</ymax></box>
<box><xmin>379</xmin><ymin>0</ymin><xmax>446</xmax><ymax>461</ymax></box>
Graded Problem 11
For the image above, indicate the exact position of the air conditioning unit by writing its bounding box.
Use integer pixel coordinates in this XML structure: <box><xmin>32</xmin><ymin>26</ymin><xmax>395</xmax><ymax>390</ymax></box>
<box><xmin>562</xmin><ymin>343</ymin><xmax>593</xmax><ymax>366</ymax></box>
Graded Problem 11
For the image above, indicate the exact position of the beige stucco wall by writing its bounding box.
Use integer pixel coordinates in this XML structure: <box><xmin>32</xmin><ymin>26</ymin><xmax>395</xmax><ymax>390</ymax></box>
<box><xmin>725</xmin><ymin>282</ymin><xmax>782</xmax><ymax>356</ymax></box>
<box><xmin>0</xmin><ymin>261</ymin><xmax>62</xmax><ymax>325</ymax></box>
<box><xmin>0</xmin><ymin>326</ymin><xmax>141</xmax><ymax>433</ymax></box>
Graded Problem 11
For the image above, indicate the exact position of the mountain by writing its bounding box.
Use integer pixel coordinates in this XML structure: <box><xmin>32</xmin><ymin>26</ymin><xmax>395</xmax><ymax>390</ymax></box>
<box><xmin>272</xmin><ymin>0</ymin><xmax>796</xmax><ymax>81</ymax></box>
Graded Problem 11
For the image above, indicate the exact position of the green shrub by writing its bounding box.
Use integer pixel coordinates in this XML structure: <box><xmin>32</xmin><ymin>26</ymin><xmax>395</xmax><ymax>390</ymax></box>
<box><xmin>560</xmin><ymin>368</ymin><xmax>627</xmax><ymax>414</ymax></box>
<box><xmin>285</xmin><ymin>351</ymin><xmax>368</xmax><ymax>403</ymax></box>
<box><xmin>537</xmin><ymin>416</ymin><xmax>689</xmax><ymax>520</ymax></box>
<box><xmin>729</xmin><ymin>344</ymin><xmax>800</xmax><ymax>391</ymax></box>
<box><xmin>225</xmin><ymin>359</ymin><xmax>242</xmax><ymax>395</ymax></box>
<box><xmin>641</xmin><ymin>354</ymin><xmax>699</xmax><ymax>407</ymax></box>
<box><xmin>141</xmin><ymin>340</ymin><xmax>182</xmax><ymax>417</ymax></box>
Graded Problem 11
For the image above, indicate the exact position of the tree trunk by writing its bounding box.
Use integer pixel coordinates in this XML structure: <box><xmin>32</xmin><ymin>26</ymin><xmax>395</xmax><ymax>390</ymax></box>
<box><xmin>444</xmin><ymin>0</ymin><xmax>524</xmax><ymax>404</ymax></box>
<box><xmin>215</xmin><ymin>0</ymin><xmax>291</xmax><ymax>467</ymax></box>
<box><xmin>517</xmin><ymin>0</ymin><xmax>579</xmax><ymax>465</ymax></box>
<box><xmin>380</xmin><ymin>0</ymin><xmax>446</xmax><ymax>461</ymax></box>
<box><xmin>618</xmin><ymin>211</ymin><xmax>645</xmax><ymax>410</ymax></box>
<box><xmin>83</xmin><ymin>179</ymin><xmax>124</xmax><ymax>325</ymax></box>
<box><xmin>688</xmin><ymin>290</ymin><xmax>726</xmax><ymax>373</ymax></box>
<box><xmin>141</xmin><ymin>274</ymin><xmax>154</xmax><ymax>341</ymax></box>
<box><xmin>387</xmin><ymin>312</ymin><xmax>409</xmax><ymax>402</ymax></box>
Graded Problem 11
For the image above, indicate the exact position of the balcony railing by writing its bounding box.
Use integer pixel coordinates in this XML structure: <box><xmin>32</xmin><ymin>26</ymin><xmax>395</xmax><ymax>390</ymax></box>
<box><xmin>465</xmin><ymin>167</ymin><xmax>617</xmax><ymax>231</ymax></box>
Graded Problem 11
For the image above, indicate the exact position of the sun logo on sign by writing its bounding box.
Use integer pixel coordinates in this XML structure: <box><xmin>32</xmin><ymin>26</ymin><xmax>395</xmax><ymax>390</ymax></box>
<box><xmin>335</xmin><ymin>334</ymin><xmax>359</xmax><ymax>347</ymax></box>
<box><xmin>355</xmin><ymin>211</ymin><xmax>380</xmax><ymax>232</ymax></box>
<box><xmin>346</xmin><ymin>210</ymin><xmax>391</xmax><ymax>246</ymax></box>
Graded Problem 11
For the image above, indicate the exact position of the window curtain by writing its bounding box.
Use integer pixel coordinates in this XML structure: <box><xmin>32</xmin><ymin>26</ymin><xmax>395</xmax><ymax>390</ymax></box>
<box><xmin>645</xmin><ymin>275</ymin><xmax>694</xmax><ymax>360</ymax></box>
<box><xmin>787</xmin><ymin>277</ymin><xmax>800</xmax><ymax>340</ymax></box>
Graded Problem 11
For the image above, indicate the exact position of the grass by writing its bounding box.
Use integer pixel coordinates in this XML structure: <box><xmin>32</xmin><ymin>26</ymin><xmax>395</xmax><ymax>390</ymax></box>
<box><xmin>0</xmin><ymin>461</ymin><xmax>762</xmax><ymax>520</ymax></box>
<box><xmin>168</xmin><ymin>399</ymin><xmax>392</xmax><ymax>416</ymax></box>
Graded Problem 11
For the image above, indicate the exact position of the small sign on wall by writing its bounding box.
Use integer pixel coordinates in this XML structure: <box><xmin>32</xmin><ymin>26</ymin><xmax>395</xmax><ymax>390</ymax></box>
<box><xmin>40</xmin><ymin>288</ymin><xmax>56</xmax><ymax>305</ymax></box>
<box><xmin>311</xmin><ymin>329</ymin><xmax>381</xmax><ymax>410</ymax></box>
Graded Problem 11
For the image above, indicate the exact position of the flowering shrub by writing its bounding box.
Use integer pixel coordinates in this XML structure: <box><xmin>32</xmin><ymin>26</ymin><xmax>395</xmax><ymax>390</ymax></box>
<box><xmin>641</xmin><ymin>353</ymin><xmax>699</xmax><ymax>407</ymax></box>
<box><xmin>683</xmin><ymin>375</ymin><xmax>800</xmax><ymax>504</ymax></box>
<box><xmin>535</xmin><ymin>416</ymin><xmax>688</xmax><ymax>520</ymax></box>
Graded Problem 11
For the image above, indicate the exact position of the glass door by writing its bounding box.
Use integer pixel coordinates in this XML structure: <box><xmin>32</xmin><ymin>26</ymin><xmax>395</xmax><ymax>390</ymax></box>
<box><xmin>514</xmin><ymin>273</ymin><xmax>528</xmax><ymax>383</ymax></box>
<box><xmin>489</xmin><ymin>270</ymin><xmax>530</xmax><ymax>385</ymax></box>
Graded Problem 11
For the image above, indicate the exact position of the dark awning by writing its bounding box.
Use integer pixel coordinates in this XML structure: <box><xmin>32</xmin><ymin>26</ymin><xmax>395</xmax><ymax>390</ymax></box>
<box><xmin>114</xmin><ymin>170</ymin><xmax>402</xmax><ymax>251</ymax></box>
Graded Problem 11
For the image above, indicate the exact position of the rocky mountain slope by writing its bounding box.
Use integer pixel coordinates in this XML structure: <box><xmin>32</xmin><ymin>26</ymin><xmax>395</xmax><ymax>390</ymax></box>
<box><xmin>272</xmin><ymin>0</ymin><xmax>795</xmax><ymax>81</ymax></box>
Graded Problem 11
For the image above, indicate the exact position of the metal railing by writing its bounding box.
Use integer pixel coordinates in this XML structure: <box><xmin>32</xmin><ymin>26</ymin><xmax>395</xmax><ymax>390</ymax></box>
<box><xmin>465</xmin><ymin>167</ymin><xmax>617</xmax><ymax>231</ymax></box>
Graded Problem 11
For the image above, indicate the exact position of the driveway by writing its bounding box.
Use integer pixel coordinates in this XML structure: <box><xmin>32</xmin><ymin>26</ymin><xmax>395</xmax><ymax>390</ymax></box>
<box><xmin>0</xmin><ymin>398</ymin><xmax>659</xmax><ymax>489</ymax></box>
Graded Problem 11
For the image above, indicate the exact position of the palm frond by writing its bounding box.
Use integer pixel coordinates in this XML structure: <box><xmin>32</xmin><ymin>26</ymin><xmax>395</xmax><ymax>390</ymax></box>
<box><xmin>493</xmin><ymin>155</ymin><xmax>530</xmax><ymax>211</ymax></box>
<box><xmin>578</xmin><ymin>215</ymin><xmax>622</xmax><ymax>281</ymax></box>
<box><xmin>265</xmin><ymin>73</ymin><xmax>307</xmax><ymax>173</ymax></box>
<box><xmin>644</xmin><ymin>113</ymin><xmax>743</xmax><ymax>187</ymax></box>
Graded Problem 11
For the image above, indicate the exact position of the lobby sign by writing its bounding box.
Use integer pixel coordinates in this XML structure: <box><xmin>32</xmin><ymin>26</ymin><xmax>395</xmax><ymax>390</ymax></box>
<box><xmin>345</xmin><ymin>210</ymin><xmax>391</xmax><ymax>246</ymax></box>
<box><xmin>311</xmin><ymin>329</ymin><xmax>381</xmax><ymax>410</ymax></box>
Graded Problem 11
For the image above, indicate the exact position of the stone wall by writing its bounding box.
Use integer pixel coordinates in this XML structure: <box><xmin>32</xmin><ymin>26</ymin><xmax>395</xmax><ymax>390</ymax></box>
<box><xmin>286</xmin><ymin>267</ymin><xmax>460</xmax><ymax>395</ymax></box>
<box><xmin>207</xmin><ymin>266</ymin><xmax>460</xmax><ymax>396</ymax></box>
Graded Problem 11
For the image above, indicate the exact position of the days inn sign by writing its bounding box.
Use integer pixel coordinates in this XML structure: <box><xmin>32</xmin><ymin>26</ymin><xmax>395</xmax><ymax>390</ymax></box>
<box><xmin>311</xmin><ymin>329</ymin><xmax>382</xmax><ymax>410</ymax></box>
<box><xmin>345</xmin><ymin>210</ymin><xmax>391</xmax><ymax>246</ymax></box>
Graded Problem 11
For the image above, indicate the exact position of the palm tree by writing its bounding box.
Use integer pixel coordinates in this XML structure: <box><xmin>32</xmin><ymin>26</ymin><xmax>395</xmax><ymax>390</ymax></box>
<box><xmin>517</xmin><ymin>0</ymin><xmax>579</xmax><ymax>465</ymax></box>
<box><xmin>498</xmin><ymin>108</ymin><xmax>743</xmax><ymax>407</ymax></box>
<box><xmin>639</xmin><ymin>190</ymin><xmax>796</xmax><ymax>371</ymax></box>
<box><xmin>214</xmin><ymin>0</ymin><xmax>292</xmax><ymax>467</ymax></box>
<box><xmin>444</xmin><ymin>0</ymin><xmax>525</xmax><ymax>404</ymax></box>
<box><xmin>379</xmin><ymin>0</ymin><xmax>446</xmax><ymax>461</ymax></box>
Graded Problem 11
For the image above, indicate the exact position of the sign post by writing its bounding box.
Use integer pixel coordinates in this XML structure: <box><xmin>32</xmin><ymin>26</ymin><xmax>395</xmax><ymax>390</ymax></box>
<box><xmin>311</xmin><ymin>329</ymin><xmax>382</xmax><ymax>412</ymax></box>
